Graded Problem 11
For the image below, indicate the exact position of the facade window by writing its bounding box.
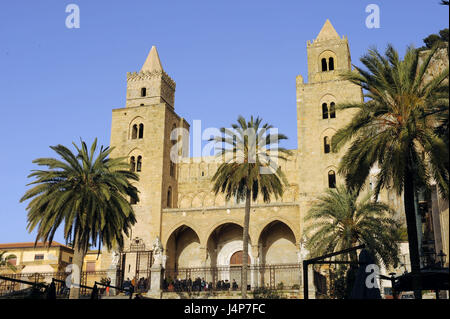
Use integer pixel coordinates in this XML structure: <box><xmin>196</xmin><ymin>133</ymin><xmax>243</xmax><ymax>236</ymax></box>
<box><xmin>328</xmin><ymin>170</ymin><xmax>336</xmax><ymax>188</ymax></box>
<box><xmin>330</xmin><ymin>102</ymin><xmax>336</xmax><ymax>118</ymax></box>
<box><xmin>141</xmin><ymin>87</ymin><xmax>146</xmax><ymax>97</ymax></box>
<box><xmin>170</xmin><ymin>161</ymin><xmax>175</xmax><ymax>177</ymax></box>
<box><xmin>322</xmin><ymin>103</ymin><xmax>329</xmax><ymax>119</ymax></box>
<box><xmin>139</xmin><ymin>124</ymin><xmax>144</xmax><ymax>139</ymax></box>
<box><xmin>136</xmin><ymin>156</ymin><xmax>142</xmax><ymax>172</ymax></box>
<box><xmin>324</xmin><ymin>137</ymin><xmax>331</xmax><ymax>154</ymax></box>
<box><xmin>132</xmin><ymin>124</ymin><xmax>138</xmax><ymax>139</ymax></box>
<box><xmin>69</xmin><ymin>257</ymin><xmax>73</xmax><ymax>263</ymax></box>
<box><xmin>130</xmin><ymin>156</ymin><xmax>136</xmax><ymax>172</ymax></box>
<box><xmin>34</xmin><ymin>254</ymin><xmax>44</xmax><ymax>260</ymax></box>
<box><xmin>328</xmin><ymin>57</ymin><xmax>335</xmax><ymax>71</ymax></box>
<box><xmin>169</xmin><ymin>124</ymin><xmax>177</xmax><ymax>178</ymax></box>
<box><xmin>321</xmin><ymin>58</ymin><xmax>327</xmax><ymax>72</ymax></box>
<box><xmin>130</xmin><ymin>196</ymin><xmax>137</xmax><ymax>205</ymax></box>
<box><xmin>167</xmin><ymin>187</ymin><xmax>172</xmax><ymax>208</ymax></box>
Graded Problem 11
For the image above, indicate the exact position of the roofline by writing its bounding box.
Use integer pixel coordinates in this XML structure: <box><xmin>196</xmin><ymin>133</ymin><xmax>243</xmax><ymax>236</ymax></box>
<box><xmin>0</xmin><ymin>242</ymin><xmax>73</xmax><ymax>251</ymax></box>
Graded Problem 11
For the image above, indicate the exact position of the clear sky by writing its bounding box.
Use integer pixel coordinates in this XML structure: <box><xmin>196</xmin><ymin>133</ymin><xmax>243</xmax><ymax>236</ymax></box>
<box><xmin>0</xmin><ymin>0</ymin><xmax>448</xmax><ymax>244</ymax></box>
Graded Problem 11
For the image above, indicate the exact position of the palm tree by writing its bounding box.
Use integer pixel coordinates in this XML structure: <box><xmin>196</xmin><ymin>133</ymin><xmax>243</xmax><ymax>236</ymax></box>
<box><xmin>331</xmin><ymin>45</ymin><xmax>449</xmax><ymax>298</ymax></box>
<box><xmin>0</xmin><ymin>251</ymin><xmax>17</xmax><ymax>272</ymax></box>
<box><xmin>211</xmin><ymin>116</ymin><xmax>291</xmax><ymax>298</ymax></box>
<box><xmin>305</xmin><ymin>186</ymin><xmax>401</xmax><ymax>268</ymax></box>
<box><xmin>20</xmin><ymin>139</ymin><xmax>139</xmax><ymax>299</ymax></box>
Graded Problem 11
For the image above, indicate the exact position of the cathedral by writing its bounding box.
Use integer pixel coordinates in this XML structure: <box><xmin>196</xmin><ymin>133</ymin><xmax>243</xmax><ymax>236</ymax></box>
<box><xmin>103</xmin><ymin>20</ymin><xmax>403</xmax><ymax>290</ymax></box>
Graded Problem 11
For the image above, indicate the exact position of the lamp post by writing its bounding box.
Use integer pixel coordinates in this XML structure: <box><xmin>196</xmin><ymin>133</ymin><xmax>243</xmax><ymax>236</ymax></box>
<box><xmin>389</xmin><ymin>273</ymin><xmax>398</xmax><ymax>299</ymax></box>
<box><xmin>437</xmin><ymin>250</ymin><xmax>447</xmax><ymax>268</ymax></box>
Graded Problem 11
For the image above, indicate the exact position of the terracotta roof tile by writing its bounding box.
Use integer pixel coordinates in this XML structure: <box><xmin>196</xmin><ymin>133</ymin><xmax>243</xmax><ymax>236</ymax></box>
<box><xmin>0</xmin><ymin>242</ymin><xmax>72</xmax><ymax>250</ymax></box>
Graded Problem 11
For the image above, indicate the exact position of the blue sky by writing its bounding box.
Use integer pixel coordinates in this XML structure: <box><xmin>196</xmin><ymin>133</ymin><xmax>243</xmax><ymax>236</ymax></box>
<box><xmin>0</xmin><ymin>0</ymin><xmax>448</xmax><ymax>244</ymax></box>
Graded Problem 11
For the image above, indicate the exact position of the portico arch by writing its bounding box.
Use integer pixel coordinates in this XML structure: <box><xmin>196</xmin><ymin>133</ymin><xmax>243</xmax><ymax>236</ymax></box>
<box><xmin>165</xmin><ymin>224</ymin><xmax>202</xmax><ymax>270</ymax></box>
<box><xmin>258</xmin><ymin>220</ymin><xmax>298</xmax><ymax>265</ymax></box>
<box><xmin>205</xmin><ymin>222</ymin><xmax>253</xmax><ymax>267</ymax></box>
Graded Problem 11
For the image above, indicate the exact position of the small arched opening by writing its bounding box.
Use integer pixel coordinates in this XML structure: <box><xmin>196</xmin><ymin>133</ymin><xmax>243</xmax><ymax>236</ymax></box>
<box><xmin>328</xmin><ymin>170</ymin><xmax>336</xmax><ymax>188</ymax></box>
<box><xmin>130</xmin><ymin>156</ymin><xmax>136</xmax><ymax>172</ymax></box>
<box><xmin>324</xmin><ymin>137</ymin><xmax>331</xmax><ymax>154</ymax></box>
<box><xmin>328</xmin><ymin>57</ymin><xmax>335</xmax><ymax>71</ymax></box>
<box><xmin>131</xmin><ymin>124</ymin><xmax>138</xmax><ymax>139</ymax></box>
<box><xmin>167</xmin><ymin>187</ymin><xmax>172</xmax><ymax>208</ymax></box>
<box><xmin>138</xmin><ymin>124</ymin><xmax>144</xmax><ymax>139</ymax></box>
<box><xmin>322</xmin><ymin>103</ymin><xmax>329</xmax><ymax>119</ymax></box>
<box><xmin>136</xmin><ymin>156</ymin><xmax>142</xmax><ymax>172</ymax></box>
<box><xmin>321</xmin><ymin>58</ymin><xmax>328</xmax><ymax>72</ymax></box>
<box><xmin>330</xmin><ymin>102</ymin><xmax>336</xmax><ymax>119</ymax></box>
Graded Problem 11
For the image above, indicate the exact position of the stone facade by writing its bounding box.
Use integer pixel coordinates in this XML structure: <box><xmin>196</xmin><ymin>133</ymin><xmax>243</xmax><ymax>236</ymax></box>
<box><xmin>104</xmin><ymin>20</ymin><xmax>406</xmax><ymax>291</ymax></box>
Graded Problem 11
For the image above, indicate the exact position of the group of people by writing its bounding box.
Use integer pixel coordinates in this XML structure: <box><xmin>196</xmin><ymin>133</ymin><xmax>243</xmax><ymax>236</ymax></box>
<box><xmin>163</xmin><ymin>277</ymin><xmax>239</xmax><ymax>292</ymax></box>
<box><xmin>122</xmin><ymin>277</ymin><xmax>149</xmax><ymax>295</ymax></box>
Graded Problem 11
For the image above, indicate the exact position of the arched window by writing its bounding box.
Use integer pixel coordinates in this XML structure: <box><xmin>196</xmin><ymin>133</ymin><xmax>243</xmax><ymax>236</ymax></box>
<box><xmin>330</xmin><ymin>102</ymin><xmax>336</xmax><ymax>118</ymax></box>
<box><xmin>328</xmin><ymin>170</ymin><xmax>336</xmax><ymax>188</ymax></box>
<box><xmin>170</xmin><ymin>161</ymin><xmax>175</xmax><ymax>177</ymax></box>
<box><xmin>328</xmin><ymin>57</ymin><xmax>335</xmax><ymax>71</ymax></box>
<box><xmin>321</xmin><ymin>58</ymin><xmax>328</xmax><ymax>72</ymax></box>
<box><xmin>167</xmin><ymin>187</ymin><xmax>172</xmax><ymax>208</ymax></box>
<box><xmin>141</xmin><ymin>88</ymin><xmax>146</xmax><ymax>97</ymax></box>
<box><xmin>132</xmin><ymin>124</ymin><xmax>138</xmax><ymax>139</ymax></box>
<box><xmin>130</xmin><ymin>156</ymin><xmax>136</xmax><ymax>172</ymax></box>
<box><xmin>137</xmin><ymin>156</ymin><xmax>142</xmax><ymax>172</ymax></box>
<box><xmin>138</xmin><ymin>124</ymin><xmax>144</xmax><ymax>139</ymax></box>
<box><xmin>169</xmin><ymin>124</ymin><xmax>177</xmax><ymax>177</ymax></box>
<box><xmin>322</xmin><ymin>103</ymin><xmax>329</xmax><ymax>119</ymax></box>
<box><xmin>324</xmin><ymin>137</ymin><xmax>331</xmax><ymax>154</ymax></box>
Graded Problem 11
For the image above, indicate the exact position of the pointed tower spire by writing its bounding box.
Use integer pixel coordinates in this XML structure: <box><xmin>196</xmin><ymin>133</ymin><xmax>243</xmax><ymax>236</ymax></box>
<box><xmin>315</xmin><ymin>19</ymin><xmax>340</xmax><ymax>42</ymax></box>
<box><xmin>141</xmin><ymin>46</ymin><xmax>163</xmax><ymax>72</ymax></box>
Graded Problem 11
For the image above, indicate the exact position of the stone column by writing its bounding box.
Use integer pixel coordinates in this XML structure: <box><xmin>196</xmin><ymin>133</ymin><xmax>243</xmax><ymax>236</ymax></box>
<box><xmin>251</xmin><ymin>245</ymin><xmax>260</xmax><ymax>289</ymax></box>
<box><xmin>149</xmin><ymin>264</ymin><xmax>163</xmax><ymax>297</ymax></box>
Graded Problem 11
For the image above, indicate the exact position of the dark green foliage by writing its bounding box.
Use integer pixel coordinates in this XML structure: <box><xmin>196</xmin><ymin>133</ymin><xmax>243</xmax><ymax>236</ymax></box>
<box><xmin>305</xmin><ymin>186</ymin><xmax>401</xmax><ymax>268</ymax></box>
<box><xmin>211</xmin><ymin>115</ymin><xmax>291</xmax><ymax>298</ymax></box>
<box><xmin>20</xmin><ymin>138</ymin><xmax>139</xmax><ymax>254</ymax></box>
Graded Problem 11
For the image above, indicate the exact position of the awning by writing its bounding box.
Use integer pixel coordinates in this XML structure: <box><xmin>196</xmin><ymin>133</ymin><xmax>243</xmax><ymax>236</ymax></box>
<box><xmin>21</xmin><ymin>265</ymin><xmax>55</xmax><ymax>274</ymax></box>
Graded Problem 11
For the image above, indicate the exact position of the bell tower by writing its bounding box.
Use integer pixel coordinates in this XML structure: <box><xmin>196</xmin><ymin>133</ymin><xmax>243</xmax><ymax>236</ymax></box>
<box><xmin>109</xmin><ymin>46</ymin><xmax>189</xmax><ymax>255</ymax></box>
<box><xmin>296</xmin><ymin>19</ymin><xmax>363</xmax><ymax>199</ymax></box>
<box><xmin>126</xmin><ymin>46</ymin><xmax>176</xmax><ymax>108</ymax></box>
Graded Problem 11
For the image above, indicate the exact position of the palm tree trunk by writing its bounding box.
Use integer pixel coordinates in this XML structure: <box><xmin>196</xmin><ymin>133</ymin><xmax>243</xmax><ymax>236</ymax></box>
<box><xmin>404</xmin><ymin>166</ymin><xmax>422</xmax><ymax>299</ymax></box>
<box><xmin>241</xmin><ymin>189</ymin><xmax>251</xmax><ymax>299</ymax></box>
<box><xmin>69</xmin><ymin>242</ymin><xmax>86</xmax><ymax>299</ymax></box>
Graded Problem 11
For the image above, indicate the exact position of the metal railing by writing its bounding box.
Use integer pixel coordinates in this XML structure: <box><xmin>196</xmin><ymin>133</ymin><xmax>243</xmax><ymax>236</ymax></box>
<box><xmin>163</xmin><ymin>264</ymin><xmax>302</xmax><ymax>292</ymax></box>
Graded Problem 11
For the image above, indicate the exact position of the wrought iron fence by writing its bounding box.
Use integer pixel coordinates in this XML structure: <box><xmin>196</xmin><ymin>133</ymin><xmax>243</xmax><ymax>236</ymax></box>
<box><xmin>0</xmin><ymin>272</ymin><xmax>68</xmax><ymax>298</ymax></box>
<box><xmin>0</xmin><ymin>271</ymin><xmax>113</xmax><ymax>298</ymax></box>
<box><xmin>163</xmin><ymin>264</ymin><xmax>302</xmax><ymax>292</ymax></box>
